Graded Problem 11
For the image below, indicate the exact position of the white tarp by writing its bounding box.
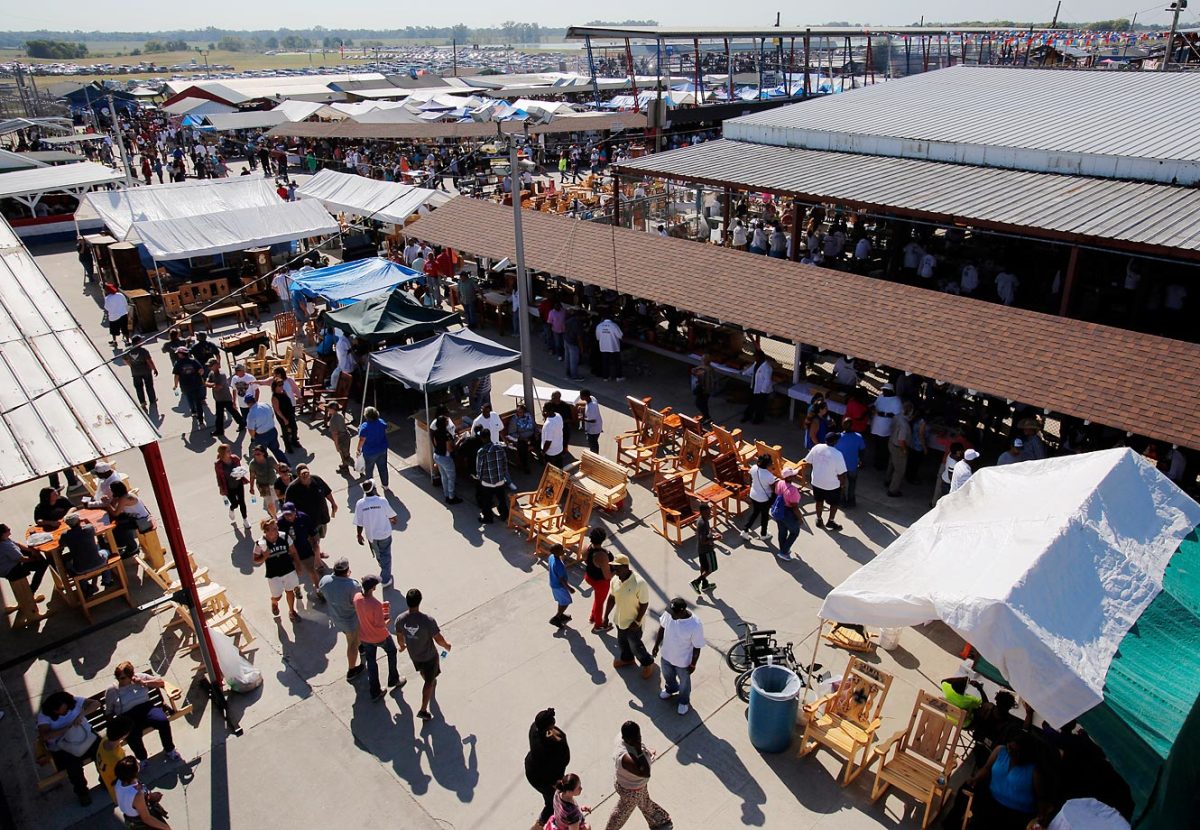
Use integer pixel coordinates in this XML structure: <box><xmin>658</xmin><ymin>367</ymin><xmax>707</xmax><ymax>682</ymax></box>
<box><xmin>296</xmin><ymin>169</ymin><xmax>450</xmax><ymax>226</ymax></box>
<box><xmin>80</xmin><ymin>178</ymin><xmax>282</xmax><ymax>241</ymax></box>
<box><xmin>819</xmin><ymin>449</ymin><xmax>1200</xmax><ymax>728</ymax></box>
<box><xmin>271</xmin><ymin>100</ymin><xmax>325</xmax><ymax>122</ymax></box>
<box><xmin>203</xmin><ymin>111</ymin><xmax>286</xmax><ymax>131</ymax></box>
<box><xmin>134</xmin><ymin>199</ymin><xmax>338</xmax><ymax>261</ymax></box>
<box><xmin>0</xmin><ymin>161</ymin><xmax>124</xmax><ymax>199</ymax></box>
<box><xmin>0</xmin><ymin>216</ymin><xmax>158</xmax><ymax>487</ymax></box>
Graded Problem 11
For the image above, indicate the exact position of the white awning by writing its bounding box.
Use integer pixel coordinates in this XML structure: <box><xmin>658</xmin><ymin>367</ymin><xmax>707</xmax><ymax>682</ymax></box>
<box><xmin>0</xmin><ymin>161</ymin><xmax>124</xmax><ymax>200</ymax></box>
<box><xmin>0</xmin><ymin>217</ymin><xmax>159</xmax><ymax>488</ymax></box>
<box><xmin>134</xmin><ymin>199</ymin><xmax>338</xmax><ymax>261</ymax></box>
<box><xmin>296</xmin><ymin>169</ymin><xmax>451</xmax><ymax>226</ymax></box>
<box><xmin>203</xmin><ymin>111</ymin><xmax>287</xmax><ymax>131</ymax></box>
<box><xmin>79</xmin><ymin>178</ymin><xmax>283</xmax><ymax>241</ymax></box>
<box><xmin>271</xmin><ymin>100</ymin><xmax>326</xmax><ymax>122</ymax></box>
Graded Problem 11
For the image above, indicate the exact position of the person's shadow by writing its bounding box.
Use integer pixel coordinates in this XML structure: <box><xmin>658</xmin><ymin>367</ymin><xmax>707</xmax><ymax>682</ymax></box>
<box><xmin>557</xmin><ymin>625</ymin><xmax>606</xmax><ymax>685</ymax></box>
<box><xmin>674</xmin><ymin>717</ymin><xmax>768</xmax><ymax>826</ymax></box>
<box><xmin>419</xmin><ymin>713</ymin><xmax>478</xmax><ymax>803</ymax></box>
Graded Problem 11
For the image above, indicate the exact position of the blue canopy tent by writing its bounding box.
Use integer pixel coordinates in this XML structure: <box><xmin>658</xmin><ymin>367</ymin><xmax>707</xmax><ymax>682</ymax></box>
<box><xmin>287</xmin><ymin>257</ymin><xmax>423</xmax><ymax>308</ymax></box>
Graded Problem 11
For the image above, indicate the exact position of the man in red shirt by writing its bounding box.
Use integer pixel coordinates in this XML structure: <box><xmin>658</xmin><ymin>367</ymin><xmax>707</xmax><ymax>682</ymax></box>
<box><xmin>354</xmin><ymin>575</ymin><xmax>406</xmax><ymax>701</ymax></box>
<box><xmin>843</xmin><ymin>389</ymin><xmax>871</xmax><ymax>435</ymax></box>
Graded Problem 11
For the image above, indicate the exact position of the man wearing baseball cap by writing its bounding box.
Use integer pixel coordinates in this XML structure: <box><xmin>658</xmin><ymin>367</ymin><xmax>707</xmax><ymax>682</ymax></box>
<box><xmin>244</xmin><ymin>389</ymin><xmax>288</xmax><ymax>463</ymax></box>
<box><xmin>354</xmin><ymin>574</ymin><xmax>404</xmax><ymax>701</ymax></box>
<box><xmin>319</xmin><ymin>558</ymin><xmax>364</xmax><ymax>681</ymax></box>
<box><xmin>950</xmin><ymin>448</ymin><xmax>981</xmax><ymax>493</ymax></box>
<box><xmin>603</xmin><ymin>554</ymin><xmax>656</xmax><ymax>679</ymax></box>
<box><xmin>997</xmin><ymin>438</ymin><xmax>1024</xmax><ymax>467</ymax></box>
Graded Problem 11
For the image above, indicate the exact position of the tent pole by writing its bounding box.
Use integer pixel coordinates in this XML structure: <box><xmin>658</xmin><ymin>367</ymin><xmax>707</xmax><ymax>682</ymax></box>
<box><xmin>424</xmin><ymin>387</ymin><xmax>433</xmax><ymax>481</ymax></box>
<box><xmin>804</xmin><ymin>619</ymin><xmax>824</xmax><ymax>699</ymax></box>
<box><xmin>509</xmin><ymin>136</ymin><xmax>536</xmax><ymax>410</ymax></box>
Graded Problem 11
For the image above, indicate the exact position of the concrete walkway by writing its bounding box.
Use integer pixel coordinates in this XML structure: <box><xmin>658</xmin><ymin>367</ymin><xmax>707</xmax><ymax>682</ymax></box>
<box><xmin>1</xmin><ymin>241</ymin><xmax>963</xmax><ymax>830</ymax></box>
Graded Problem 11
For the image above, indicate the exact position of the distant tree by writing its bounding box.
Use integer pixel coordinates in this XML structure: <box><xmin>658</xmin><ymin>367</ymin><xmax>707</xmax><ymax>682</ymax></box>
<box><xmin>25</xmin><ymin>39</ymin><xmax>88</xmax><ymax>59</ymax></box>
<box><xmin>164</xmin><ymin>38</ymin><xmax>188</xmax><ymax>51</ymax></box>
<box><xmin>451</xmin><ymin>23</ymin><xmax>471</xmax><ymax>44</ymax></box>
<box><xmin>265</xmin><ymin>36</ymin><xmax>279</xmax><ymax>49</ymax></box>
<box><xmin>217</xmin><ymin>35</ymin><xmax>244</xmax><ymax>51</ymax></box>
<box><xmin>143</xmin><ymin>40</ymin><xmax>166</xmax><ymax>53</ymax></box>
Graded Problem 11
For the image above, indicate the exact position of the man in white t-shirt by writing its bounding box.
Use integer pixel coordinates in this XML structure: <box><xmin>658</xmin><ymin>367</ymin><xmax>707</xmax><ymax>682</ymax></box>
<box><xmin>402</xmin><ymin>240</ymin><xmax>421</xmax><ymax>267</ymax></box>
<box><xmin>271</xmin><ymin>270</ymin><xmax>292</xmax><ymax>313</ymax></box>
<box><xmin>932</xmin><ymin>442</ymin><xmax>965</xmax><ymax>506</ymax></box>
<box><xmin>470</xmin><ymin>403</ymin><xmax>504</xmax><ymax>445</ymax></box>
<box><xmin>950</xmin><ymin>449</ymin><xmax>980</xmax><ymax>493</ymax></box>
<box><xmin>803</xmin><ymin>433</ymin><xmax>848</xmax><ymax>532</ymax></box>
<box><xmin>353</xmin><ymin>480</ymin><xmax>397</xmax><ymax>588</ymax></box>
<box><xmin>741</xmin><ymin>350</ymin><xmax>773</xmax><ymax>425</ymax></box>
<box><xmin>577</xmin><ymin>390</ymin><xmax>603</xmax><ymax>454</ymax></box>
<box><xmin>595</xmin><ymin>316</ymin><xmax>623</xmax><ymax>381</ymax></box>
<box><xmin>651</xmin><ymin>597</ymin><xmax>705</xmax><ymax>715</ymax></box>
<box><xmin>870</xmin><ymin>384</ymin><xmax>902</xmax><ymax>470</ymax></box>
<box><xmin>540</xmin><ymin>405</ymin><xmax>566</xmax><ymax>468</ymax></box>
<box><xmin>995</xmin><ymin>270</ymin><xmax>1019</xmax><ymax>306</ymax></box>
<box><xmin>960</xmin><ymin>263</ymin><xmax>980</xmax><ymax>295</ymax></box>
<box><xmin>740</xmin><ymin>455</ymin><xmax>777</xmax><ymax>541</ymax></box>
<box><xmin>917</xmin><ymin>252</ymin><xmax>937</xmax><ymax>281</ymax></box>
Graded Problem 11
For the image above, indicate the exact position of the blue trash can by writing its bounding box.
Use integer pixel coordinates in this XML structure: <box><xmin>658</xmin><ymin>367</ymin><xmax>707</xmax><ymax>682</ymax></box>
<box><xmin>747</xmin><ymin>664</ymin><xmax>801</xmax><ymax>753</ymax></box>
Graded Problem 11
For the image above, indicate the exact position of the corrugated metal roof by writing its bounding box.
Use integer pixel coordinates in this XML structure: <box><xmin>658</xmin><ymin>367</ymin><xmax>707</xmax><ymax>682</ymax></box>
<box><xmin>267</xmin><ymin>111</ymin><xmax>644</xmax><ymax>141</ymax></box>
<box><xmin>725</xmin><ymin>66</ymin><xmax>1200</xmax><ymax>185</ymax></box>
<box><xmin>566</xmin><ymin>25</ymin><xmax>1056</xmax><ymax>38</ymax></box>
<box><xmin>408</xmin><ymin>197</ymin><xmax>1200</xmax><ymax>450</ymax></box>
<box><xmin>0</xmin><ymin>162</ymin><xmax>125</xmax><ymax>200</ymax></box>
<box><xmin>617</xmin><ymin>139</ymin><xmax>1200</xmax><ymax>259</ymax></box>
<box><xmin>0</xmin><ymin>218</ymin><xmax>159</xmax><ymax>489</ymax></box>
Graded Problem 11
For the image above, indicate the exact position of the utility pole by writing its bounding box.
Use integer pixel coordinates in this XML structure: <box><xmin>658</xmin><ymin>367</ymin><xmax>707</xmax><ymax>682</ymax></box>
<box><xmin>508</xmin><ymin>134</ymin><xmax>535</xmax><ymax>410</ymax></box>
<box><xmin>108</xmin><ymin>94</ymin><xmax>135</xmax><ymax>187</ymax></box>
<box><xmin>452</xmin><ymin>39</ymin><xmax>458</xmax><ymax>76</ymax></box>
<box><xmin>1123</xmin><ymin>14</ymin><xmax>1137</xmax><ymax>57</ymax></box>
<box><xmin>1162</xmin><ymin>1</ymin><xmax>1187</xmax><ymax>71</ymax></box>
<box><xmin>1050</xmin><ymin>1</ymin><xmax>1061</xmax><ymax>28</ymax></box>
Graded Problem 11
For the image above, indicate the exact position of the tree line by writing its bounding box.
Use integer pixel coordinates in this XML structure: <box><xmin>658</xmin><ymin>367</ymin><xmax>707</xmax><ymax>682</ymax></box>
<box><xmin>24</xmin><ymin>39</ymin><xmax>89</xmax><ymax>59</ymax></box>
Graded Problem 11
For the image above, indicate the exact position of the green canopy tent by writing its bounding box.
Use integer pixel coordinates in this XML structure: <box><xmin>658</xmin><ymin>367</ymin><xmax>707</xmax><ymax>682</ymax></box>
<box><xmin>975</xmin><ymin>529</ymin><xmax>1200</xmax><ymax>829</ymax></box>
<box><xmin>322</xmin><ymin>288</ymin><xmax>460</xmax><ymax>347</ymax></box>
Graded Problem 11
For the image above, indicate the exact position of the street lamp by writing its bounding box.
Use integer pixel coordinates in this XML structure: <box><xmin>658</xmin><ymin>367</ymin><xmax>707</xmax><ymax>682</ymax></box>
<box><xmin>196</xmin><ymin>48</ymin><xmax>211</xmax><ymax>78</ymax></box>
<box><xmin>1162</xmin><ymin>0</ymin><xmax>1188</xmax><ymax>71</ymax></box>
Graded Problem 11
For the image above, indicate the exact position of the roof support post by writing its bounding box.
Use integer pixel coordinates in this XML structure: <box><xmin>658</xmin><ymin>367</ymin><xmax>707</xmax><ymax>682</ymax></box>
<box><xmin>613</xmin><ymin>172</ymin><xmax>622</xmax><ymax>228</ymax></box>
<box><xmin>790</xmin><ymin>198</ymin><xmax>802</xmax><ymax>262</ymax></box>
<box><xmin>624</xmin><ymin>39</ymin><xmax>640</xmax><ymax>113</ymax></box>
<box><xmin>725</xmin><ymin>39</ymin><xmax>734</xmax><ymax>100</ymax></box>
<box><xmin>583</xmin><ymin>36</ymin><xmax>602</xmax><ymax>111</ymax></box>
<box><xmin>787</xmin><ymin>38</ymin><xmax>796</xmax><ymax>97</ymax></box>
<box><xmin>722</xmin><ymin>186</ymin><xmax>732</xmax><ymax>247</ymax></box>
<box><xmin>803</xmin><ymin>31</ymin><xmax>811</xmax><ymax>96</ymax></box>
<box><xmin>694</xmin><ymin>39</ymin><xmax>703</xmax><ymax>105</ymax></box>
<box><xmin>1058</xmin><ymin>245</ymin><xmax>1080</xmax><ymax>316</ymax></box>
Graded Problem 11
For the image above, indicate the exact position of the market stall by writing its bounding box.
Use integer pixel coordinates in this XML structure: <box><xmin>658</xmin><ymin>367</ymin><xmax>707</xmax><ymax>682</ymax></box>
<box><xmin>323</xmin><ymin>287</ymin><xmax>459</xmax><ymax>346</ymax></box>
<box><xmin>287</xmin><ymin>257</ymin><xmax>423</xmax><ymax>307</ymax></box>
<box><xmin>296</xmin><ymin>169</ymin><xmax>451</xmax><ymax>228</ymax></box>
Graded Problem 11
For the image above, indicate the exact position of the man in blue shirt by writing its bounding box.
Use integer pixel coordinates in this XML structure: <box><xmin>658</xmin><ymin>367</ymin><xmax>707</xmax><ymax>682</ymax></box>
<box><xmin>834</xmin><ymin>429</ymin><xmax>866</xmax><ymax>509</ymax></box>
<box><xmin>245</xmin><ymin>391</ymin><xmax>288</xmax><ymax>463</ymax></box>
<box><xmin>356</xmin><ymin>406</ymin><xmax>390</xmax><ymax>489</ymax></box>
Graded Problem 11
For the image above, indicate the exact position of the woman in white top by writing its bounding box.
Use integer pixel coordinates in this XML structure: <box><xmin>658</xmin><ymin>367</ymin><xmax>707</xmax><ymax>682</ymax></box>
<box><xmin>103</xmin><ymin>284</ymin><xmax>131</xmax><ymax>347</ymax></box>
<box><xmin>103</xmin><ymin>481</ymin><xmax>152</xmax><ymax>556</ymax></box>
<box><xmin>740</xmin><ymin>454</ymin><xmax>778</xmax><ymax>541</ymax></box>
<box><xmin>113</xmin><ymin>756</ymin><xmax>171</xmax><ymax>829</ymax></box>
<box><xmin>105</xmin><ymin>661</ymin><xmax>181</xmax><ymax>765</ymax></box>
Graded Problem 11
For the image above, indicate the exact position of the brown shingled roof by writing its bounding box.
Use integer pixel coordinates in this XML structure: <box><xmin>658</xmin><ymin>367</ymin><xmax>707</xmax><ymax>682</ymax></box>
<box><xmin>409</xmin><ymin>197</ymin><xmax>1200</xmax><ymax>449</ymax></box>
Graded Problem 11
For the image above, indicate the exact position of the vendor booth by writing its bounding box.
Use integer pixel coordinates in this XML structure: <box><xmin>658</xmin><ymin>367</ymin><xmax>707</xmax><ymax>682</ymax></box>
<box><xmin>819</xmin><ymin>449</ymin><xmax>1200</xmax><ymax>829</ymax></box>
<box><xmin>286</xmin><ymin>257</ymin><xmax>424</xmax><ymax>307</ymax></box>
<box><xmin>367</xmin><ymin>329</ymin><xmax>519</xmax><ymax>476</ymax></box>
<box><xmin>296</xmin><ymin>168</ymin><xmax>452</xmax><ymax>228</ymax></box>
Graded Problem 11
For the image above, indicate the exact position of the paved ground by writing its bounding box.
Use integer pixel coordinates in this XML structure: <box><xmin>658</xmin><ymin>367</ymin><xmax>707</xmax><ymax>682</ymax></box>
<box><xmin>0</xmin><ymin>241</ymin><xmax>965</xmax><ymax>830</ymax></box>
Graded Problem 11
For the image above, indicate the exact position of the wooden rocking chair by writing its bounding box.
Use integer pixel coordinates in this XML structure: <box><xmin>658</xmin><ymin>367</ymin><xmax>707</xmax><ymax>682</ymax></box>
<box><xmin>271</xmin><ymin>312</ymin><xmax>297</xmax><ymax>353</ymax></box>
<box><xmin>508</xmin><ymin>464</ymin><xmax>569</xmax><ymax>540</ymax></box>
<box><xmin>710</xmin><ymin>451</ymin><xmax>751</xmax><ymax>516</ymax></box>
<box><xmin>653</xmin><ymin>474</ymin><xmax>700</xmax><ymax>544</ymax></box>
<box><xmin>532</xmin><ymin>484</ymin><xmax>594</xmax><ymax>563</ymax></box>
<box><xmin>800</xmin><ymin>657</ymin><xmax>894</xmax><ymax>785</ymax></box>
<box><xmin>709</xmin><ymin>424</ymin><xmax>757</xmax><ymax>467</ymax></box>
<box><xmin>654</xmin><ymin>430</ymin><xmax>707</xmax><ymax>489</ymax></box>
<box><xmin>298</xmin><ymin>359</ymin><xmax>331</xmax><ymax>415</ymax></box>
<box><xmin>755</xmin><ymin>440</ymin><xmax>804</xmax><ymax>481</ymax></box>
<box><xmin>313</xmin><ymin>373</ymin><xmax>352</xmax><ymax>419</ymax></box>
<box><xmin>615</xmin><ymin>408</ymin><xmax>665</xmax><ymax>477</ymax></box>
<box><xmin>625</xmin><ymin>395</ymin><xmax>653</xmax><ymax>432</ymax></box>
<box><xmin>870</xmin><ymin>690</ymin><xmax>966</xmax><ymax>829</ymax></box>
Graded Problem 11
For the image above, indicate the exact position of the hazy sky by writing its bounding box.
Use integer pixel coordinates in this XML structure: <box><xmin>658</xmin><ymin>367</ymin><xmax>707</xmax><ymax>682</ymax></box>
<box><xmin>4</xmin><ymin>2</ymin><xmax>1190</xmax><ymax>33</ymax></box>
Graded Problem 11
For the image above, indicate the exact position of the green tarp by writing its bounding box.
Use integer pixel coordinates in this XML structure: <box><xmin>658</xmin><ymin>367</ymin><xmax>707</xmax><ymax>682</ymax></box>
<box><xmin>977</xmin><ymin>529</ymin><xmax>1200</xmax><ymax>829</ymax></box>
<box><xmin>322</xmin><ymin>289</ymin><xmax>459</xmax><ymax>346</ymax></box>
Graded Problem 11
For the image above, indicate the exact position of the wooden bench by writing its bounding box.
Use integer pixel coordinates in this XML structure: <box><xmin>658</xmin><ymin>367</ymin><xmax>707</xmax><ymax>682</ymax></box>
<box><xmin>200</xmin><ymin>303</ymin><xmax>260</xmax><ymax>332</ymax></box>
<box><xmin>564</xmin><ymin>451</ymin><xmax>629</xmax><ymax>512</ymax></box>
<box><xmin>35</xmin><ymin>677</ymin><xmax>192</xmax><ymax>792</ymax></box>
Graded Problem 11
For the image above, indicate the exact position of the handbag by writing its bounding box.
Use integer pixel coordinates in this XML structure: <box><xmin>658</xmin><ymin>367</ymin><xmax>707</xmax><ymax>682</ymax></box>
<box><xmin>57</xmin><ymin>721</ymin><xmax>96</xmax><ymax>757</ymax></box>
<box><xmin>768</xmin><ymin>491</ymin><xmax>789</xmax><ymax>522</ymax></box>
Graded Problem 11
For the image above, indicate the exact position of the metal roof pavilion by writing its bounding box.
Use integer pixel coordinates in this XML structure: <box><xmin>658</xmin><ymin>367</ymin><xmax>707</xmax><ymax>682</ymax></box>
<box><xmin>724</xmin><ymin>65</ymin><xmax>1200</xmax><ymax>185</ymax></box>
<box><xmin>616</xmin><ymin>140</ymin><xmax>1200</xmax><ymax>260</ymax></box>
<box><xmin>566</xmin><ymin>25</ymin><xmax>1055</xmax><ymax>39</ymax></box>
<box><xmin>0</xmin><ymin>218</ymin><xmax>158</xmax><ymax>489</ymax></box>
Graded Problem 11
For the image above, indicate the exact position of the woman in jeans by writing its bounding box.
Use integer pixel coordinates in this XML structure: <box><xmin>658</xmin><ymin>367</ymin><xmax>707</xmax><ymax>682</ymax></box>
<box><xmin>771</xmin><ymin>468</ymin><xmax>805</xmax><ymax>561</ymax></box>
<box><xmin>270</xmin><ymin>367</ymin><xmax>300</xmax><ymax>454</ymax></box>
<box><xmin>740</xmin><ymin>455</ymin><xmax>777</xmax><ymax>541</ymax></box>
<box><xmin>104</xmin><ymin>662</ymin><xmax>182</xmax><ymax>766</ymax></box>
<box><xmin>214</xmin><ymin>444</ymin><xmax>250</xmax><ymax>530</ymax></box>
<box><xmin>430</xmin><ymin>412</ymin><xmax>461</xmax><ymax>504</ymax></box>
<box><xmin>356</xmin><ymin>406</ymin><xmax>390</xmax><ymax>489</ymax></box>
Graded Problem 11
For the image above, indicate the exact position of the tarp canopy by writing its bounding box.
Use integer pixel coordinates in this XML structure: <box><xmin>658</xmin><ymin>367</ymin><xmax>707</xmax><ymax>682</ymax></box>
<box><xmin>296</xmin><ymin>169</ymin><xmax>451</xmax><ymax>225</ymax></box>
<box><xmin>134</xmin><ymin>199</ymin><xmax>338</xmax><ymax>261</ymax></box>
<box><xmin>79</xmin><ymin>177</ymin><xmax>284</xmax><ymax>241</ymax></box>
<box><xmin>202</xmin><ymin>111</ymin><xmax>287</xmax><ymax>131</ymax></box>
<box><xmin>270</xmin><ymin>100</ymin><xmax>326</xmax><ymax>122</ymax></box>
<box><xmin>287</xmin><ymin>257</ymin><xmax>422</xmax><ymax>304</ymax></box>
<box><xmin>323</xmin><ymin>288</ymin><xmax>459</xmax><ymax>345</ymax></box>
<box><xmin>0</xmin><ymin>217</ymin><xmax>158</xmax><ymax>488</ymax></box>
<box><xmin>0</xmin><ymin>161</ymin><xmax>124</xmax><ymax>200</ymax></box>
<box><xmin>369</xmin><ymin>328</ymin><xmax>519</xmax><ymax>392</ymax></box>
<box><xmin>819</xmin><ymin>449</ymin><xmax>1200</xmax><ymax>729</ymax></box>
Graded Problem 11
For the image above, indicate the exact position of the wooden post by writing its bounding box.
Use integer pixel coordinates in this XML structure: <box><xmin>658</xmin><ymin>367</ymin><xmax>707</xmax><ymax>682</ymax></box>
<box><xmin>803</xmin><ymin>30</ymin><xmax>812</xmax><ymax>96</ymax></box>
<box><xmin>694</xmin><ymin>38</ymin><xmax>702</xmax><ymax>104</ymax></box>
<box><xmin>613</xmin><ymin>172</ymin><xmax>622</xmax><ymax>228</ymax></box>
<box><xmin>726</xmin><ymin>38</ymin><xmax>734</xmax><ymax>100</ymax></box>
<box><xmin>790</xmin><ymin>198</ymin><xmax>802</xmax><ymax>262</ymax></box>
<box><xmin>722</xmin><ymin>187</ymin><xmax>732</xmax><ymax>246</ymax></box>
<box><xmin>788</xmin><ymin>38</ymin><xmax>795</xmax><ymax>96</ymax></box>
<box><xmin>624</xmin><ymin>38</ymin><xmax>640</xmax><ymax>113</ymax></box>
<box><xmin>1058</xmin><ymin>246</ymin><xmax>1080</xmax><ymax>316</ymax></box>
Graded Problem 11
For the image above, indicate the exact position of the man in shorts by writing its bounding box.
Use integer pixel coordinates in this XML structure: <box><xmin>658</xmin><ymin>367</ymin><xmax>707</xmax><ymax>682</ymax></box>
<box><xmin>803</xmin><ymin>432</ymin><xmax>848</xmax><ymax>533</ymax></box>
<box><xmin>396</xmin><ymin>588</ymin><xmax>452</xmax><ymax>720</ymax></box>
<box><xmin>277</xmin><ymin>502</ymin><xmax>322</xmax><ymax>598</ymax></box>
<box><xmin>320</xmin><ymin>558</ymin><xmax>364</xmax><ymax>680</ymax></box>
<box><xmin>252</xmin><ymin>518</ymin><xmax>302</xmax><ymax>621</ymax></box>
<box><xmin>690</xmin><ymin>501</ymin><xmax>719</xmax><ymax>596</ymax></box>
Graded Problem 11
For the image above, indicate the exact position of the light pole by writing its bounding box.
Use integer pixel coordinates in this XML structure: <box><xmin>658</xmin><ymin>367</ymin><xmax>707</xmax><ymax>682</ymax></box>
<box><xmin>196</xmin><ymin>48</ymin><xmax>211</xmax><ymax>78</ymax></box>
<box><xmin>1162</xmin><ymin>0</ymin><xmax>1187</xmax><ymax>70</ymax></box>
<box><xmin>508</xmin><ymin>133</ymin><xmax>536</xmax><ymax>410</ymax></box>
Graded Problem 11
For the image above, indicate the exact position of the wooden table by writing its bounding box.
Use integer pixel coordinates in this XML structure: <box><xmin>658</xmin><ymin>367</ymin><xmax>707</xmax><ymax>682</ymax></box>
<box><xmin>26</xmin><ymin>509</ymin><xmax>120</xmax><ymax>610</ymax></box>
<box><xmin>201</xmin><ymin>303</ymin><xmax>261</xmax><ymax>332</ymax></box>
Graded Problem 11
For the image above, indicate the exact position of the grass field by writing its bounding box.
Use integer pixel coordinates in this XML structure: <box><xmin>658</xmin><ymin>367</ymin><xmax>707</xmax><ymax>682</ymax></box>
<box><xmin>0</xmin><ymin>48</ymin><xmax>370</xmax><ymax>83</ymax></box>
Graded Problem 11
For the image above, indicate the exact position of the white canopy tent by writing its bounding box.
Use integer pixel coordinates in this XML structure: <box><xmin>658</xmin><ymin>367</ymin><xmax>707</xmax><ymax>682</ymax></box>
<box><xmin>134</xmin><ymin>199</ymin><xmax>339</xmax><ymax>261</ymax></box>
<box><xmin>0</xmin><ymin>161</ymin><xmax>125</xmax><ymax>210</ymax></box>
<box><xmin>79</xmin><ymin>177</ymin><xmax>284</xmax><ymax>241</ymax></box>
<box><xmin>270</xmin><ymin>100</ymin><xmax>326</xmax><ymax>122</ymax></box>
<box><xmin>0</xmin><ymin>217</ymin><xmax>158</xmax><ymax>487</ymax></box>
<box><xmin>296</xmin><ymin>169</ymin><xmax>451</xmax><ymax>226</ymax></box>
<box><xmin>202</xmin><ymin>111</ymin><xmax>287</xmax><ymax>131</ymax></box>
<box><xmin>819</xmin><ymin>449</ymin><xmax>1200</xmax><ymax>728</ymax></box>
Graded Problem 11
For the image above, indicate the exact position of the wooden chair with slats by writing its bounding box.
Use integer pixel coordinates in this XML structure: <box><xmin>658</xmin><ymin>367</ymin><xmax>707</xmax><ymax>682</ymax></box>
<box><xmin>755</xmin><ymin>440</ymin><xmax>805</xmax><ymax>481</ymax></box>
<box><xmin>508</xmin><ymin>464</ymin><xmax>569</xmax><ymax>540</ymax></box>
<box><xmin>800</xmin><ymin>657</ymin><xmax>894</xmax><ymax>785</ymax></box>
<box><xmin>161</xmin><ymin>291</ymin><xmax>184</xmax><ymax>320</ymax></box>
<box><xmin>625</xmin><ymin>395</ymin><xmax>653</xmax><ymax>433</ymax></box>
<box><xmin>298</xmin><ymin>359</ymin><xmax>331</xmax><ymax>415</ymax></box>
<box><xmin>653</xmin><ymin>474</ymin><xmax>700</xmax><ymax>544</ymax></box>
<box><xmin>653</xmin><ymin>429</ymin><xmax>707</xmax><ymax>489</ymax></box>
<box><xmin>615</xmin><ymin>408</ymin><xmax>665</xmax><ymax>477</ymax></box>
<box><xmin>532</xmin><ymin>484</ymin><xmax>594</xmax><ymax>563</ymax></box>
<box><xmin>710</xmin><ymin>451</ymin><xmax>751</xmax><ymax>517</ymax></box>
<box><xmin>312</xmin><ymin>373</ymin><xmax>352</xmax><ymax>420</ymax></box>
<box><xmin>870</xmin><ymin>690</ymin><xmax>966</xmax><ymax>829</ymax></box>
<box><xmin>178</xmin><ymin>284</ymin><xmax>198</xmax><ymax>308</ymax></box>
<box><xmin>709</xmin><ymin>424</ymin><xmax>757</xmax><ymax>467</ymax></box>
<box><xmin>271</xmin><ymin>312</ymin><xmax>297</xmax><ymax>353</ymax></box>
